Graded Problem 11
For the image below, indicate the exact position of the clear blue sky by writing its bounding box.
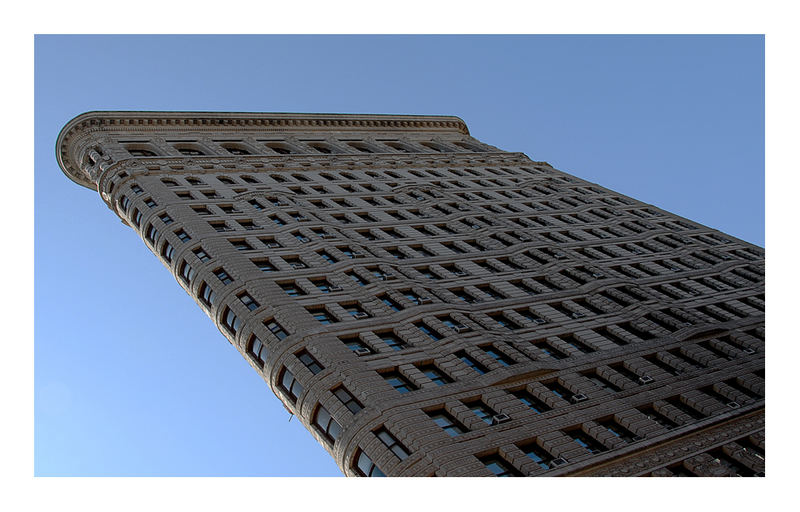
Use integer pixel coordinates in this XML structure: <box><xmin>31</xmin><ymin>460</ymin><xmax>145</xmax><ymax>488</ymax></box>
<box><xmin>34</xmin><ymin>35</ymin><xmax>764</xmax><ymax>476</ymax></box>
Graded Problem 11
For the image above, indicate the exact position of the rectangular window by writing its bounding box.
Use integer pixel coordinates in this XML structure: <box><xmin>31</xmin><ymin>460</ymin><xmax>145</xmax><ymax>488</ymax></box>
<box><xmin>415</xmin><ymin>321</ymin><xmax>441</xmax><ymax>341</ymax></box>
<box><xmin>159</xmin><ymin>213</ymin><xmax>174</xmax><ymax>225</ymax></box>
<box><xmin>466</xmin><ymin>401</ymin><xmax>496</xmax><ymax>424</ymax></box>
<box><xmin>513</xmin><ymin>390</ymin><xmax>551</xmax><ymax>414</ymax></box>
<box><xmin>456</xmin><ymin>351</ymin><xmax>487</xmax><ymax>375</ymax></box>
<box><xmin>377</xmin><ymin>332</ymin><xmax>406</xmax><ymax>351</ymax></box>
<box><xmin>199</xmin><ymin>282</ymin><xmax>216</xmax><ymax>306</ymax></box>
<box><xmin>427</xmin><ymin>410</ymin><xmax>465</xmax><ymax>437</ymax></box>
<box><xmin>308</xmin><ymin>308</ymin><xmax>337</xmax><ymax>325</ymax></box>
<box><xmin>354</xmin><ymin>451</ymin><xmax>386</xmax><ymax>477</ymax></box>
<box><xmin>418</xmin><ymin>365</ymin><xmax>451</xmax><ymax>386</ymax></box>
<box><xmin>222</xmin><ymin>307</ymin><xmax>241</xmax><ymax>334</ymax></box>
<box><xmin>145</xmin><ymin>224</ymin><xmax>159</xmax><ymax>244</ymax></box>
<box><xmin>192</xmin><ymin>206</ymin><xmax>212</xmax><ymax>216</ymax></box>
<box><xmin>265</xmin><ymin>319</ymin><xmax>289</xmax><ymax>340</ymax></box>
<box><xmin>480</xmin><ymin>455</ymin><xmax>521</xmax><ymax>477</ymax></box>
<box><xmin>312</xmin><ymin>279</ymin><xmax>335</xmax><ymax>293</ymax></box>
<box><xmin>253</xmin><ymin>258</ymin><xmax>276</xmax><ymax>272</ymax></box>
<box><xmin>209</xmin><ymin>221</ymin><xmax>232</xmax><ymax>232</ymax></box>
<box><xmin>519</xmin><ymin>442</ymin><xmax>556</xmax><ymax>470</ymax></box>
<box><xmin>230</xmin><ymin>239</ymin><xmax>254</xmax><ymax>251</ymax></box>
<box><xmin>347</xmin><ymin>272</ymin><xmax>367</xmax><ymax>286</ymax></box>
<box><xmin>566</xmin><ymin>428</ymin><xmax>609</xmax><ymax>454</ymax></box>
<box><xmin>238</xmin><ymin>292</ymin><xmax>260</xmax><ymax>311</ymax></box>
<box><xmin>313</xmin><ymin>406</ymin><xmax>342</xmax><ymax>444</ymax></box>
<box><xmin>280</xmin><ymin>282</ymin><xmax>306</xmax><ymax>297</ymax></box>
<box><xmin>375</xmin><ymin>428</ymin><xmax>410</xmax><ymax>460</ymax></box>
<box><xmin>383</xmin><ymin>371</ymin><xmax>416</xmax><ymax>394</ymax></box>
<box><xmin>175</xmin><ymin>229</ymin><xmax>191</xmax><ymax>242</ymax></box>
<box><xmin>178</xmin><ymin>261</ymin><xmax>195</xmax><ymax>283</ymax></box>
<box><xmin>379</xmin><ymin>294</ymin><xmax>402</xmax><ymax>312</ymax></box>
<box><xmin>144</xmin><ymin>198</ymin><xmax>157</xmax><ymax>208</ymax></box>
<box><xmin>297</xmin><ymin>350</ymin><xmax>324</xmax><ymax>375</ymax></box>
<box><xmin>280</xmin><ymin>368</ymin><xmax>303</xmax><ymax>402</ymax></box>
<box><xmin>213</xmin><ymin>268</ymin><xmax>233</xmax><ymax>285</ymax></box>
<box><xmin>333</xmin><ymin>386</ymin><xmax>363</xmax><ymax>414</ymax></box>
<box><xmin>481</xmin><ymin>345</ymin><xmax>514</xmax><ymax>366</ymax></box>
<box><xmin>314</xmin><ymin>251</ymin><xmax>335</xmax><ymax>264</ymax></box>
<box><xmin>248</xmin><ymin>335</ymin><xmax>268</xmax><ymax>367</ymax></box>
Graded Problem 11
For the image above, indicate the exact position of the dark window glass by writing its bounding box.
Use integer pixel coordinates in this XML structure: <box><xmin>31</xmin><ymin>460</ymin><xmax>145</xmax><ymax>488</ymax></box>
<box><xmin>354</xmin><ymin>451</ymin><xmax>386</xmax><ymax>477</ymax></box>
<box><xmin>248</xmin><ymin>336</ymin><xmax>268</xmax><ymax>367</ymax></box>
<box><xmin>297</xmin><ymin>350</ymin><xmax>324</xmax><ymax>375</ymax></box>
<box><xmin>333</xmin><ymin>386</ymin><xmax>363</xmax><ymax>414</ymax></box>
<box><xmin>428</xmin><ymin>411</ymin><xmax>465</xmax><ymax>437</ymax></box>
<box><xmin>375</xmin><ymin>428</ymin><xmax>409</xmax><ymax>460</ymax></box>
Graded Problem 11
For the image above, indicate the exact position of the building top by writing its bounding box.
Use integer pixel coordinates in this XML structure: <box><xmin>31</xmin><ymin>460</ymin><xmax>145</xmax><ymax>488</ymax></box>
<box><xmin>56</xmin><ymin>111</ymin><xmax>470</xmax><ymax>189</ymax></box>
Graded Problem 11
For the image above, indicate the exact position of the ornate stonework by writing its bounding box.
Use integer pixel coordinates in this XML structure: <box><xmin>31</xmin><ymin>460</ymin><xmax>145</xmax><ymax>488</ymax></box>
<box><xmin>56</xmin><ymin>111</ymin><xmax>765</xmax><ymax>477</ymax></box>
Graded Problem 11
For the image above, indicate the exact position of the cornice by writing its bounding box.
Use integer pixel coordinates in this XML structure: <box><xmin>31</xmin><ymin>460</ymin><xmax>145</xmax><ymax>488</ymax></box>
<box><xmin>56</xmin><ymin>111</ymin><xmax>471</xmax><ymax>189</ymax></box>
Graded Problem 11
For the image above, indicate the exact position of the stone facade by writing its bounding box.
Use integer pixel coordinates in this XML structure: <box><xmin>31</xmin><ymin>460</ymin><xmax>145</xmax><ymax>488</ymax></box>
<box><xmin>56</xmin><ymin>111</ymin><xmax>765</xmax><ymax>477</ymax></box>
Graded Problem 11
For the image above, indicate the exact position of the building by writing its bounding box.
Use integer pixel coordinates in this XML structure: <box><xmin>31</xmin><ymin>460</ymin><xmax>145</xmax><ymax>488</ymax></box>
<box><xmin>56</xmin><ymin>111</ymin><xmax>765</xmax><ymax>477</ymax></box>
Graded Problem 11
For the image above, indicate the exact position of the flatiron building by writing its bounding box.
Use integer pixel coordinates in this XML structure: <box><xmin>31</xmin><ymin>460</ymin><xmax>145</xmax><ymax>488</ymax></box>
<box><xmin>56</xmin><ymin>111</ymin><xmax>765</xmax><ymax>476</ymax></box>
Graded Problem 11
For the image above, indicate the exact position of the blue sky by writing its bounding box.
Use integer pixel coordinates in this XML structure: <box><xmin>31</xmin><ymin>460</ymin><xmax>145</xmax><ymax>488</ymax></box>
<box><xmin>34</xmin><ymin>35</ymin><xmax>764</xmax><ymax>476</ymax></box>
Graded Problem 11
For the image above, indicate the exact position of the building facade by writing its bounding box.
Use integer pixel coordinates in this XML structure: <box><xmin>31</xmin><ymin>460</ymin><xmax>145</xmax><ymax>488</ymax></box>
<box><xmin>56</xmin><ymin>111</ymin><xmax>765</xmax><ymax>477</ymax></box>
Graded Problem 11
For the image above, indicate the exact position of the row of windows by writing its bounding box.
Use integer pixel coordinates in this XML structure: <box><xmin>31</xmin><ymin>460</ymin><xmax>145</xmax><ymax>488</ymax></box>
<box><xmin>125</xmin><ymin>137</ymin><xmax>487</xmax><ymax>159</ymax></box>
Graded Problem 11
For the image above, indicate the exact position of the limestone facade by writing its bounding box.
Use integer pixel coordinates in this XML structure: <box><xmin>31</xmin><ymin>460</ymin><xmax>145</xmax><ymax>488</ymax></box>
<box><xmin>56</xmin><ymin>111</ymin><xmax>765</xmax><ymax>476</ymax></box>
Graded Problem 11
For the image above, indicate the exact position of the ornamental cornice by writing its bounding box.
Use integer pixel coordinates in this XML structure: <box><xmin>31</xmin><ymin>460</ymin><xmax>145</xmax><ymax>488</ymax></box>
<box><xmin>57</xmin><ymin>111</ymin><xmax>472</xmax><ymax>189</ymax></box>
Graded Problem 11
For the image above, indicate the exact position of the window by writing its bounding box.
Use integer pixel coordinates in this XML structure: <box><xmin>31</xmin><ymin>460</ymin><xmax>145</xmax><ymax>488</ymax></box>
<box><xmin>481</xmin><ymin>346</ymin><xmax>514</xmax><ymax>366</ymax></box>
<box><xmin>199</xmin><ymin>282</ymin><xmax>216</xmax><ymax>306</ymax></box>
<box><xmin>230</xmin><ymin>239</ymin><xmax>253</xmax><ymax>251</ymax></box>
<box><xmin>333</xmin><ymin>386</ymin><xmax>363</xmax><ymax>414</ymax></box>
<box><xmin>237</xmin><ymin>219</ymin><xmax>259</xmax><ymax>230</ymax></box>
<box><xmin>520</xmin><ymin>442</ymin><xmax>556</xmax><ymax>470</ymax></box>
<box><xmin>238</xmin><ymin>292</ymin><xmax>259</xmax><ymax>311</ymax></box>
<box><xmin>513</xmin><ymin>390</ymin><xmax>551</xmax><ymax>414</ymax></box>
<box><xmin>297</xmin><ymin>350</ymin><xmax>324</xmax><ymax>375</ymax></box>
<box><xmin>280</xmin><ymin>282</ymin><xmax>306</xmax><ymax>297</ymax></box>
<box><xmin>265</xmin><ymin>319</ymin><xmax>289</xmax><ymax>340</ymax></box>
<box><xmin>222</xmin><ymin>307</ymin><xmax>241</xmax><ymax>334</ymax></box>
<box><xmin>379</xmin><ymin>294</ymin><xmax>402</xmax><ymax>312</ymax></box>
<box><xmin>383</xmin><ymin>371</ymin><xmax>416</xmax><ymax>394</ymax></box>
<box><xmin>378</xmin><ymin>332</ymin><xmax>406</xmax><ymax>351</ymax></box>
<box><xmin>129</xmin><ymin>148</ymin><xmax>157</xmax><ymax>157</ymax></box>
<box><xmin>375</xmin><ymin>428</ymin><xmax>409</xmax><ymax>460</ymax></box>
<box><xmin>566</xmin><ymin>428</ymin><xmax>608</xmax><ymax>454</ymax></box>
<box><xmin>344</xmin><ymin>304</ymin><xmax>369</xmax><ymax>319</ymax></box>
<box><xmin>248</xmin><ymin>199</ymin><xmax>264</xmax><ymax>210</ymax></box>
<box><xmin>412</xmin><ymin>362</ymin><xmax>454</xmax><ymax>389</ymax></box>
<box><xmin>280</xmin><ymin>368</ymin><xmax>303</xmax><ymax>402</ymax></box>
<box><xmin>145</xmin><ymin>225</ymin><xmax>159</xmax><ymax>244</ymax></box>
<box><xmin>175</xmin><ymin>229</ymin><xmax>191</xmax><ymax>242</ymax></box>
<box><xmin>143</xmin><ymin>198</ymin><xmax>157</xmax><ymax>208</ymax></box>
<box><xmin>178</xmin><ymin>147</ymin><xmax>205</xmax><ymax>156</ymax></box>
<box><xmin>309</xmin><ymin>308</ymin><xmax>336</xmax><ymax>325</ymax></box>
<box><xmin>159</xmin><ymin>213</ymin><xmax>174</xmax><ymax>225</ymax></box>
<box><xmin>467</xmin><ymin>401</ymin><xmax>496</xmax><ymax>424</ymax></box>
<box><xmin>347</xmin><ymin>272</ymin><xmax>367</xmax><ymax>286</ymax></box>
<box><xmin>354</xmin><ymin>450</ymin><xmax>386</xmax><ymax>477</ymax></box>
<box><xmin>193</xmin><ymin>246</ymin><xmax>210</xmax><ymax>262</ymax></box>
<box><xmin>456</xmin><ymin>351</ymin><xmax>487</xmax><ymax>375</ymax></box>
<box><xmin>598</xmin><ymin>418</ymin><xmax>638</xmax><ymax>443</ymax></box>
<box><xmin>218</xmin><ymin>176</ymin><xmax>235</xmax><ymax>185</ymax></box>
<box><xmin>119</xmin><ymin>195</ymin><xmax>130</xmax><ymax>211</ymax></box>
<box><xmin>213</xmin><ymin>268</ymin><xmax>233</xmax><ymax>285</ymax></box>
<box><xmin>161</xmin><ymin>178</ymin><xmax>178</xmax><ymax>187</ymax></box>
<box><xmin>270</xmin><ymin>215</ymin><xmax>285</xmax><ymax>226</ymax></box>
<box><xmin>210</xmin><ymin>221</ymin><xmax>232</xmax><ymax>232</ymax></box>
<box><xmin>253</xmin><ymin>258</ymin><xmax>276</xmax><ymax>272</ymax></box>
<box><xmin>340</xmin><ymin>335</ymin><xmax>372</xmax><ymax>355</ymax></box>
<box><xmin>415</xmin><ymin>321</ymin><xmax>441</xmax><ymax>341</ymax></box>
<box><xmin>178</xmin><ymin>261</ymin><xmax>195</xmax><ymax>283</ymax></box>
<box><xmin>312</xmin><ymin>279</ymin><xmax>335</xmax><ymax>293</ymax></box>
<box><xmin>318</xmin><ymin>251</ymin><xmax>337</xmax><ymax>264</ymax></box>
<box><xmin>427</xmin><ymin>410</ymin><xmax>465</xmax><ymax>437</ymax></box>
<box><xmin>192</xmin><ymin>206</ymin><xmax>212</xmax><ymax>216</ymax></box>
<box><xmin>161</xmin><ymin>242</ymin><xmax>175</xmax><ymax>263</ymax></box>
<box><xmin>248</xmin><ymin>335</ymin><xmax>268</xmax><ymax>367</ymax></box>
<box><xmin>132</xmin><ymin>209</ymin><xmax>142</xmax><ymax>227</ymax></box>
<box><xmin>131</xmin><ymin>184</ymin><xmax>143</xmax><ymax>195</ymax></box>
<box><xmin>175</xmin><ymin>191</ymin><xmax>194</xmax><ymax>200</ymax></box>
<box><xmin>313</xmin><ymin>406</ymin><xmax>342</xmax><ymax>443</ymax></box>
<box><xmin>480</xmin><ymin>455</ymin><xmax>521</xmax><ymax>477</ymax></box>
